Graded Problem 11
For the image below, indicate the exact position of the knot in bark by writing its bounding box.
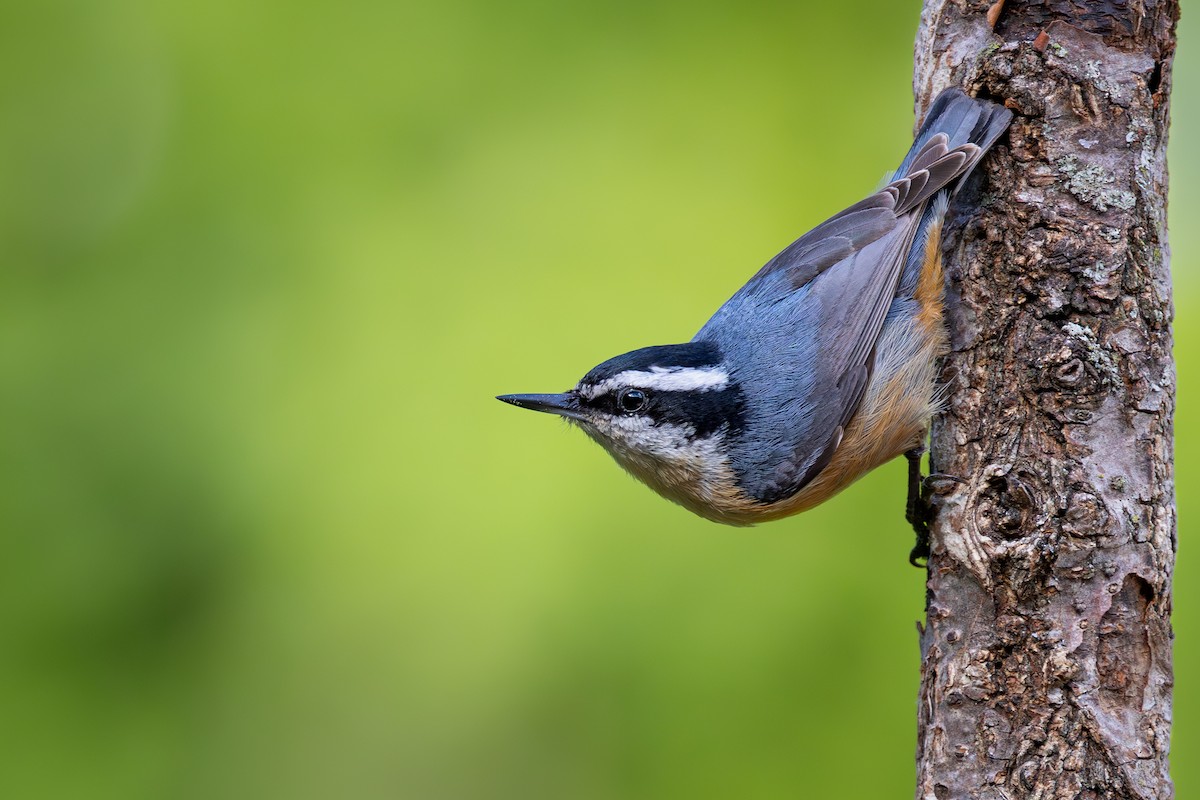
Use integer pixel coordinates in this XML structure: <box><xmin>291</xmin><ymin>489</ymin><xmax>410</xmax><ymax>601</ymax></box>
<box><xmin>1061</xmin><ymin>489</ymin><xmax>1111</xmax><ymax>538</ymax></box>
<box><xmin>974</xmin><ymin>467</ymin><xmax>1038</xmax><ymax>540</ymax></box>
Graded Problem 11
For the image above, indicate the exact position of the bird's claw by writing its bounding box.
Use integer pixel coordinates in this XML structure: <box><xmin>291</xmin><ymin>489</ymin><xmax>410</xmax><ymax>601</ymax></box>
<box><xmin>904</xmin><ymin>450</ymin><xmax>964</xmax><ymax>567</ymax></box>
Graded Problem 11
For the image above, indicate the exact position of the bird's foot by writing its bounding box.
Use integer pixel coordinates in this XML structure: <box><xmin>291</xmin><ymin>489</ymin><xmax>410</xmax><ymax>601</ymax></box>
<box><xmin>904</xmin><ymin>450</ymin><xmax>965</xmax><ymax>568</ymax></box>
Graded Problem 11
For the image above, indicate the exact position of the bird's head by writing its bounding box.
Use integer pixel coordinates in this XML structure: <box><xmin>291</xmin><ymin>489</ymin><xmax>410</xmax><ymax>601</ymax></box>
<box><xmin>498</xmin><ymin>341</ymin><xmax>753</xmax><ymax>522</ymax></box>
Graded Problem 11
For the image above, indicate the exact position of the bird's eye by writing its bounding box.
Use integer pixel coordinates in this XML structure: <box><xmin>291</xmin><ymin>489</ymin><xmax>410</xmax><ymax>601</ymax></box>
<box><xmin>618</xmin><ymin>388</ymin><xmax>647</xmax><ymax>414</ymax></box>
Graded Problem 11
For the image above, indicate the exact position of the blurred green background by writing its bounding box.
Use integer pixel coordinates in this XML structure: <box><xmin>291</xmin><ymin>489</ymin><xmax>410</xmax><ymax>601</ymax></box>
<box><xmin>0</xmin><ymin>1</ymin><xmax>1194</xmax><ymax>797</ymax></box>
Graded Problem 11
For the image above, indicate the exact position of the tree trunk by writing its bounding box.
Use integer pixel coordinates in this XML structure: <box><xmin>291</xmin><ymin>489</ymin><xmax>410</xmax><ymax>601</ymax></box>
<box><xmin>912</xmin><ymin>2</ymin><xmax>1179</xmax><ymax>798</ymax></box>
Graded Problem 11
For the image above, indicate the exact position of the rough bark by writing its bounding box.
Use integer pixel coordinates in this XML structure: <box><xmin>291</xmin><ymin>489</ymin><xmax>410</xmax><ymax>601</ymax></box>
<box><xmin>913</xmin><ymin>2</ymin><xmax>1178</xmax><ymax>799</ymax></box>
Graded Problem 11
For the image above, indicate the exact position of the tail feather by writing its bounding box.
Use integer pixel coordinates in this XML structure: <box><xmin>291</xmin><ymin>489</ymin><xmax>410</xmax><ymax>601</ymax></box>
<box><xmin>896</xmin><ymin>88</ymin><xmax>1012</xmax><ymax>189</ymax></box>
<box><xmin>892</xmin><ymin>90</ymin><xmax>1010</xmax><ymax>299</ymax></box>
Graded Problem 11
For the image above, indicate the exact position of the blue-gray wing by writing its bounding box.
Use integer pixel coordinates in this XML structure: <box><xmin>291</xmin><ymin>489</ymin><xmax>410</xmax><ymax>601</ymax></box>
<box><xmin>695</xmin><ymin>89</ymin><xmax>1009</xmax><ymax>504</ymax></box>
<box><xmin>695</xmin><ymin>192</ymin><xmax>924</xmax><ymax>504</ymax></box>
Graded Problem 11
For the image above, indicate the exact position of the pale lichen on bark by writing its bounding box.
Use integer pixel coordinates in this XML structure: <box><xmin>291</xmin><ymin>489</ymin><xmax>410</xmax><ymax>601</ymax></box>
<box><xmin>913</xmin><ymin>1</ymin><xmax>1178</xmax><ymax>798</ymax></box>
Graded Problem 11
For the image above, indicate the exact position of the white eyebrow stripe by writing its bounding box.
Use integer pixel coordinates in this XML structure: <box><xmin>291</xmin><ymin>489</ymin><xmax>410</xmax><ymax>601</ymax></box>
<box><xmin>582</xmin><ymin>366</ymin><xmax>729</xmax><ymax>398</ymax></box>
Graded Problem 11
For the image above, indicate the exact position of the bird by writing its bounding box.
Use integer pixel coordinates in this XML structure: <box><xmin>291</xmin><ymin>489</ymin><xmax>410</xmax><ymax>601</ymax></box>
<box><xmin>498</xmin><ymin>88</ymin><xmax>1011</xmax><ymax>559</ymax></box>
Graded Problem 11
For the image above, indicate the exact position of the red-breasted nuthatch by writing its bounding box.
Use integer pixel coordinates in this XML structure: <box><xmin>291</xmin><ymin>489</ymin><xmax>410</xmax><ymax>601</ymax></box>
<box><xmin>499</xmin><ymin>88</ymin><xmax>1010</xmax><ymax>559</ymax></box>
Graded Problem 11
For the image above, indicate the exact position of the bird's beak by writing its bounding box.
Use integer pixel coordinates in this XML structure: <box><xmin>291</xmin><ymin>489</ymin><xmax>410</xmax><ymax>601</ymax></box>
<box><xmin>496</xmin><ymin>392</ymin><xmax>585</xmax><ymax>421</ymax></box>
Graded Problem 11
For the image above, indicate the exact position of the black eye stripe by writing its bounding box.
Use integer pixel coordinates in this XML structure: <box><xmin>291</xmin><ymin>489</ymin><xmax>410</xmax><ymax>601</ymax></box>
<box><xmin>578</xmin><ymin>383</ymin><xmax>743</xmax><ymax>439</ymax></box>
<box><xmin>644</xmin><ymin>387</ymin><xmax>745</xmax><ymax>438</ymax></box>
<box><xmin>580</xmin><ymin>392</ymin><xmax>617</xmax><ymax>414</ymax></box>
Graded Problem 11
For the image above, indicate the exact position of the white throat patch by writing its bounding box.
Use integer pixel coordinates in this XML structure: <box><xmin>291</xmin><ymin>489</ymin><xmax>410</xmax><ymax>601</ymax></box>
<box><xmin>581</xmin><ymin>366</ymin><xmax>729</xmax><ymax>399</ymax></box>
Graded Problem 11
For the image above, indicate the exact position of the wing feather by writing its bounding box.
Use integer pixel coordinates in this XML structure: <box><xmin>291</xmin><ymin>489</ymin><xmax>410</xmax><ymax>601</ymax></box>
<box><xmin>694</xmin><ymin>89</ymin><xmax>1010</xmax><ymax>504</ymax></box>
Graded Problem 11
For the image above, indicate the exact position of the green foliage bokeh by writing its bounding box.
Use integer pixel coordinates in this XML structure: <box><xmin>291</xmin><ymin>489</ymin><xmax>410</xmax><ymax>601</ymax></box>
<box><xmin>1</xmin><ymin>1</ymin><xmax>1195</xmax><ymax>797</ymax></box>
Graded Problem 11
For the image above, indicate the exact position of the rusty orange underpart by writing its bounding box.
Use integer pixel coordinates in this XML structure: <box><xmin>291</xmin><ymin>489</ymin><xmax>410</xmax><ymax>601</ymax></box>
<box><xmin>915</xmin><ymin>218</ymin><xmax>946</xmax><ymax>335</ymax></box>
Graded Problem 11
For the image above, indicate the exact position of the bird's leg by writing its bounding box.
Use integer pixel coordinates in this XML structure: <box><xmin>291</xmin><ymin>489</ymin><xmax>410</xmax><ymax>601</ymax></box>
<box><xmin>905</xmin><ymin>447</ymin><xmax>967</xmax><ymax>567</ymax></box>
<box><xmin>905</xmin><ymin>448</ymin><xmax>930</xmax><ymax>567</ymax></box>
